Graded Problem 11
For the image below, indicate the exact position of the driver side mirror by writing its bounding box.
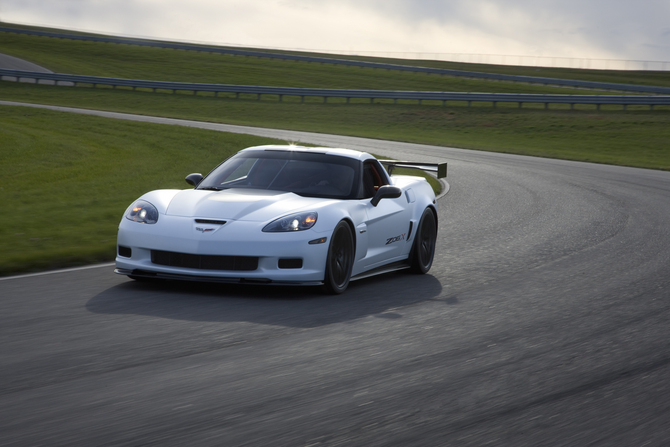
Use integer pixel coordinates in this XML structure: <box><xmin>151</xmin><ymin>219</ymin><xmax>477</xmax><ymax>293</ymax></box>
<box><xmin>371</xmin><ymin>185</ymin><xmax>402</xmax><ymax>207</ymax></box>
<box><xmin>185</xmin><ymin>173</ymin><xmax>203</xmax><ymax>187</ymax></box>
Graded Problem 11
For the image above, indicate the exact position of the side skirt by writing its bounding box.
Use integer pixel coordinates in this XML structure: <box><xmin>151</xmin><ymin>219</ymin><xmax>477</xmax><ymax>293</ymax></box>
<box><xmin>350</xmin><ymin>261</ymin><xmax>410</xmax><ymax>282</ymax></box>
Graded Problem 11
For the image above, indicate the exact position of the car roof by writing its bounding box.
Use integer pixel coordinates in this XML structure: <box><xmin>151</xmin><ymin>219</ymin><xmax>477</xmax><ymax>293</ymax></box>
<box><xmin>240</xmin><ymin>145</ymin><xmax>375</xmax><ymax>161</ymax></box>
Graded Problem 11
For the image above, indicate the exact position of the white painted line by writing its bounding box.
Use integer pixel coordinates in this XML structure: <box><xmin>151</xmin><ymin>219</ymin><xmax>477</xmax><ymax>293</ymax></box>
<box><xmin>0</xmin><ymin>262</ymin><xmax>116</xmax><ymax>281</ymax></box>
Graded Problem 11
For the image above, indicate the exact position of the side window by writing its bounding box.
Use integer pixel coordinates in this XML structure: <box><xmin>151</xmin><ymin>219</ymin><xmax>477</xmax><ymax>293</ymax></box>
<box><xmin>361</xmin><ymin>160</ymin><xmax>389</xmax><ymax>198</ymax></box>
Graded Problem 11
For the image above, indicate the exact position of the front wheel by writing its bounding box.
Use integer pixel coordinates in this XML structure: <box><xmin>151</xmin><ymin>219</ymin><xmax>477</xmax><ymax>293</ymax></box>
<box><xmin>323</xmin><ymin>221</ymin><xmax>354</xmax><ymax>294</ymax></box>
<box><xmin>410</xmin><ymin>207</ymin><xmax>437</xmax><ymax>274</ymax></box>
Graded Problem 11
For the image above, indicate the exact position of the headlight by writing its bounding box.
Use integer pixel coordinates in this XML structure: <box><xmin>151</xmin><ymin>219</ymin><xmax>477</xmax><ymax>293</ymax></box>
<box><xmin>126</xmin><ymin>200</ymin><xmax>159</xmax><ymax>224</ymax></box>
<box><xmin>263</xmin><ymin>212</ymin><xmax>317</xmax><ymax>232</ymax></box>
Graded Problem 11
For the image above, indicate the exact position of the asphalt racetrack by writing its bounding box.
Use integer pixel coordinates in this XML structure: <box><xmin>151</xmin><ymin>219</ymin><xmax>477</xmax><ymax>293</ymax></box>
<box><xmin>2</xmin><ymin>103</ymin><xmax>670</xmax><ymax>446</ymax></box>
<box><xmin>0</xmin><ymin>53</ymin><xmax>51</xmax><ymax>72</ymax></box>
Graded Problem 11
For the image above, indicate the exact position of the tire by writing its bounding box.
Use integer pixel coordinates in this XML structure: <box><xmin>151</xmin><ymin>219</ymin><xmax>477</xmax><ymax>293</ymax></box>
<box><xmin>323</xmin><ymin>221</ymin><xmax>354</xmax><ymax>294</ymax></box>
<box><xmin>410</xmin><ymin>207</ymin><xmax>437</xmax><ymax>274</ymax></box>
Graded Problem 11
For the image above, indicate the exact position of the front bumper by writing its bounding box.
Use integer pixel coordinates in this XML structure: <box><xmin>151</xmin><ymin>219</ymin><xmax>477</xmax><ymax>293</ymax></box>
<box><xmin>115</xmin><ymin>214</ymin><xmax>330</xmax><ymax>283</ymax></box>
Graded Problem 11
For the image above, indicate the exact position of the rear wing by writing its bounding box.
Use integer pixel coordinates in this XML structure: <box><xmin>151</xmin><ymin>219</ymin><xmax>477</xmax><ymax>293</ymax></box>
<box><xmin>379</xmin><ymin>160</ymin><xmax>448</xmax><ymax>179</ymax></box>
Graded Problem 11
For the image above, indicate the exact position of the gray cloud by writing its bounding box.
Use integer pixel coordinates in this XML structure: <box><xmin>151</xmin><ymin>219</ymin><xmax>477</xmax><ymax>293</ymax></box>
<box><xmin>349</xmin><ymin>0</ymin><xmax>670</xmax><ymax>60</ymax></box>
<box><xmin>2</xmin><ymin>0</ymin><xmax>669</xmax><ymax>65</ymax></box>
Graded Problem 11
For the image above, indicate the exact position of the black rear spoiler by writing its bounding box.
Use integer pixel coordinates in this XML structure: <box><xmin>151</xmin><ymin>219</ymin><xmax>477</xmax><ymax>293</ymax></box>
<box><xmin>379</xmin><ymin>160</ymin><xmax>448</xmax><ymax>179</ymax></box>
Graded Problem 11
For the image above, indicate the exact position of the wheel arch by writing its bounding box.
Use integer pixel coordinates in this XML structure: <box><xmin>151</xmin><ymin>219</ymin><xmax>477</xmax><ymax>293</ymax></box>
<box><xmin>339</xmin><ymin>217</ymin><xmax>357</xmax><ymax>254</ymax></box>
<box><xmin>427</xmin><ymin>204</ymin><xmax>438</xmax><ymax>233</ymax></box>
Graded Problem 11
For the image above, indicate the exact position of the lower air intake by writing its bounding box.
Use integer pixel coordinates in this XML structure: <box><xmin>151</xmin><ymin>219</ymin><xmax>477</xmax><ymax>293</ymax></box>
<box><xmin>278</xmin><ymin>258</ymin><xmax>303</xmax><ymax>269</ymax></box>
<box><xmin>151</xmin><ymin>250</ymin><xmax>258</xmax><ymax>271</ymax></box>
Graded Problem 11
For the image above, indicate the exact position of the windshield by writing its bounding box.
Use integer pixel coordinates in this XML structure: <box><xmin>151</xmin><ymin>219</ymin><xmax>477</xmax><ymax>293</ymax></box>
<box><xmin>197</xmin><ymin>150</ymin><xmax>360</xmax><ymax>199</ymax></box>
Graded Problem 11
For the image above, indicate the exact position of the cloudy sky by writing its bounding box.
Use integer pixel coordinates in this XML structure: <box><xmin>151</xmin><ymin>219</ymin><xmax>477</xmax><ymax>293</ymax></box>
<box><xmin>3</xmin><ymin>0</ymin><xmax>670</xmax><ymax>67</ymax></box>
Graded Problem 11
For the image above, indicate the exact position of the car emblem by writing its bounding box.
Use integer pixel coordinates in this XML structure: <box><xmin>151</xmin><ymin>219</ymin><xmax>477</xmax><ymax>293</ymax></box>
<box><xmin>196</xmin><ymin>227</ymin><xmax>215</xmax><ymax>233</ymax></box>
<box><xmin>385</xmin><ymin>233</ymin><xmax>406</xmax><ymax>245</ymax></box>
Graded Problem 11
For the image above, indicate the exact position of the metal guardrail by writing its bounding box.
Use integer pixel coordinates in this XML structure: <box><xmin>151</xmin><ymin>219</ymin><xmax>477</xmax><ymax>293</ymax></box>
<box><xmin>3</xmin><ymin>69</ymin><xmax>670</xmax><ymax>109</ymax></box>
<box><xmin>2</xmin><ymin>26</ymin><xmax>670</xmax><ymax>95</ymax></box>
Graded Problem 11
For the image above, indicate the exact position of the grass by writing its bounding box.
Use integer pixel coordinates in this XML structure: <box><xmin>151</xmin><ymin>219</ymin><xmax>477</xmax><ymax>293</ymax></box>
<box><xmin>0</xmin><ymin>28</ymin><xmax>660</xmax><ymax>94</ymax></box>
<box><xmin>3</xmin><ymin>23</ymin><xmax>669</xmax><ymax>89</ymax></box>
<box><xmin>3</xmin><ymin>82</ymin><xmax>670</xmax><ymax>170</ymax></box>
<box><xmin>0</xmin><ymin>106</ymin><xmax>280</xmax><ymax>275</ymax></box>
<box><xmin>0</xmin><ymin>105</ymin><xmax>443</xmax><ymax>276</ymax></box>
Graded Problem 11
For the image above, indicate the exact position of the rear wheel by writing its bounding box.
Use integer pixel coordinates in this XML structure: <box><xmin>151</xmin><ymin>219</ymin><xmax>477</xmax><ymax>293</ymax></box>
<box><xmin>410</xmin><ymin>207</ymin><xmax>437</xmax><ymax>274</ymax></box>
<box><xmin>323</xmin><ymin>221</ymin><xmax>354</xmax><ymax>294</ymax></box>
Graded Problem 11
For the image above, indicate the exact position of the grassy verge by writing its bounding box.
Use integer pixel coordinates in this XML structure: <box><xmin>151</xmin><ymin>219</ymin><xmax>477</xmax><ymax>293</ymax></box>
<box><xmin>0</xmin><ymin>105</ymin><xmax>443</xmax><ymax>276</ymax></box>
<box><xmin>0</xmin><ymin>106</ymin><xmax>281</xmax><ymax>275</ymax></box>
<box><xmin>3</xmin><ymin>82</ymin><xmax>670</xmax><ymax>170</ymax></box>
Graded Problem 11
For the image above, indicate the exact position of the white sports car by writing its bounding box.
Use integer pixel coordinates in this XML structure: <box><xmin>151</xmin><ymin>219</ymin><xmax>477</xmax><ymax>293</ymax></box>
<box><xmin>115</xmin><ymin>145</ymin><xmax>446</xmax><ymax>293</ymax></box>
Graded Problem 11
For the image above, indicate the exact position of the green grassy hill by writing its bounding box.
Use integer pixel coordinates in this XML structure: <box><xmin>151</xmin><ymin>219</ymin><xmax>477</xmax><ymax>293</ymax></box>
<box><xmin>3</xmin><ymin>22</ymin><xmax>669</xmax><ymax>88</ymax></box>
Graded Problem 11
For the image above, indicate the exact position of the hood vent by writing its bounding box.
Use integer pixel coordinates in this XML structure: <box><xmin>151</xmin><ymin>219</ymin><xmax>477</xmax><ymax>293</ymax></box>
<box><xmin>195</xmin><ymin>219</ymin><xmax>227</xmax><ymax>225</ymax></box>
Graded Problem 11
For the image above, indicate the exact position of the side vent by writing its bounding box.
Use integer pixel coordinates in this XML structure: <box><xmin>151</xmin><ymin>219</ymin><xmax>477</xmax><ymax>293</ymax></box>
<box><xmin>405</xmin><ymin>188</ymin><xmax>415</xmax><ymax>203</ymax></box>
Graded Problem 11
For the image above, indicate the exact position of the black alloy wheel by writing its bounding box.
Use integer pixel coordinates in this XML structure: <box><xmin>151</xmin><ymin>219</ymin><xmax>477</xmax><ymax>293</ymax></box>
<box><xmin>323</xmin><ymin>221</ymin><xmax>354</xmax><ymax>294</ymax></box>
<box><xmin>410</xmin><ymin>207</ymin><xmax>437</xmax><ymax>274</ymax></box>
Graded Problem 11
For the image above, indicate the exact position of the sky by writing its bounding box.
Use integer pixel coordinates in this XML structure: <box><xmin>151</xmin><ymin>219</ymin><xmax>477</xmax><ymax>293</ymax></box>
<box><xmin>2</xmin><ymin>0</ymin><xmax>670</xmax><ymax>68</ymax></box>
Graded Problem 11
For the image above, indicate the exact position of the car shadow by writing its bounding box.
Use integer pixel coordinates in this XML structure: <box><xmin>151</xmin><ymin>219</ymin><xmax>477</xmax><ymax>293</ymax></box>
<box><xmin>86</xmin><ymin>272</ymin><xmax>446</xmax><ymax>328</ymax></box>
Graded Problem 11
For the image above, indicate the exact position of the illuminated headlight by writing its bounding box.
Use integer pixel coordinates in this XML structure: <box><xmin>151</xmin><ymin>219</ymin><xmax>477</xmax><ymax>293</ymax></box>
<box><xmin>263</xmin><ymin>212</ymin><xmax>317</xmax><ymax>232</ymax></box>
<box><xmin>126</xmin><ymin>200</ymin><xmax>159</xmax><ymax>224</ymax></box>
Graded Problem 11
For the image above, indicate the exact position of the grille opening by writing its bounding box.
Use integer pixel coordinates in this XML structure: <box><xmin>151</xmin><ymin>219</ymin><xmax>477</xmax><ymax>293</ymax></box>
<box><xmin>151</xmin><ymin>250</ymin><xmax>258</xmax><ymax>271</ymax></box>
<box><xmin>278</xmin><ymin>258</ymin><xmax>303</xmax><ymax>269</ymax></box>
<box><xmin>118</xmin><ymin>246</ymin><xmax>132</xmax><ymax>258</ymax></box>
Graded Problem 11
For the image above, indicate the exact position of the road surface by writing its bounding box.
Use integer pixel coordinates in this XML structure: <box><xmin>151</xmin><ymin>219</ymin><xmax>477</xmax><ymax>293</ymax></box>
<box><xmin>1</xmin><ymin>102</ymin><xmax>669</xmax><ymax>446</ymax></box>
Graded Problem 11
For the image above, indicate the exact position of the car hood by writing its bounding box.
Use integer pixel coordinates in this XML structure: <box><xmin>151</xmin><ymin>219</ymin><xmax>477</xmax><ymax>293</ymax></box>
<box><xmin>165</xmin><ymin>188</ymin><xmax>322</xmax><ymax>222</ymax></box>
